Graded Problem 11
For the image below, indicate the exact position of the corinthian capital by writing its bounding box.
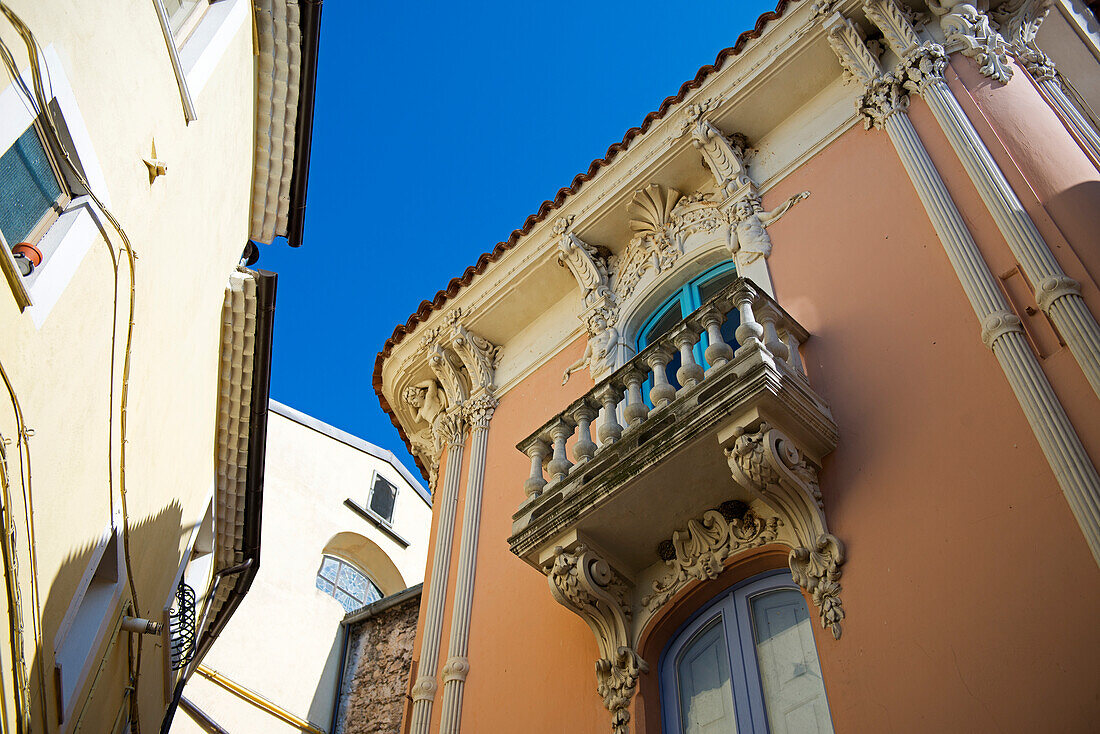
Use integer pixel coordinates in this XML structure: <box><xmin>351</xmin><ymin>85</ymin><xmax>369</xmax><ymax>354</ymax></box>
<box><xmin>861</xmin><ymin>75</ymin><xmax>910</xmax><ymax>129</ymax></box>
<box><xmin>928</xmin><ymin>0</ymin><xmax>1013</xmax><ymax>83</ymax></box>
<box><xmin>897</xmin><ymin>43</ymin><xmax>950</xmax><ymax>96</ymax></box>
<box><xmin>992</xmin><ymin>0</ymin><xmax>1057</xmax><ymax>81</ymax></box>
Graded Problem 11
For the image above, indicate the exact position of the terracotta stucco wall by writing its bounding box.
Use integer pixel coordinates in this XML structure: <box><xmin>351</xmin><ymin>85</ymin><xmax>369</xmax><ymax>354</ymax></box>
<box><xmin>403</xmin><ymin>54</ymin><xmax>1100</xmax><ymax>734</ymax></box>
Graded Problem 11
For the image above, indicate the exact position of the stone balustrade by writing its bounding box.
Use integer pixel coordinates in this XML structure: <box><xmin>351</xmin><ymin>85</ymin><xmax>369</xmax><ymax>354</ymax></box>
<box><xmin>516</xmin><ymin>277</ymin><xmax>809</xmax><ymax>502</ymax></box>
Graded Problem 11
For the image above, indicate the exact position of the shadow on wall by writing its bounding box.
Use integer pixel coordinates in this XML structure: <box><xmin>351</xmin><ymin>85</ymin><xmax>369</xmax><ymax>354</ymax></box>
<box><xmin>306</xmin><ymin>625</ymin><xmax>345</xmax><ymax>730</ymax></box>
<box><xmin>1047</xmin><ymin>179</ymin><xmax>1100</xmax><ymax>285</ymax></box>
<box><xmin>19</xmin><ymin>501</ymin><xmax>185</xmax><ymax>730</ymax></box>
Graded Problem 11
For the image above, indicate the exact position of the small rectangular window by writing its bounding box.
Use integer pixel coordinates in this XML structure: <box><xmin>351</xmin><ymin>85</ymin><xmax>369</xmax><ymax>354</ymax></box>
<box><xmin>369</xmin><ymin>475</ymin><xmax>398</xmax><ymax>524</ymax></box>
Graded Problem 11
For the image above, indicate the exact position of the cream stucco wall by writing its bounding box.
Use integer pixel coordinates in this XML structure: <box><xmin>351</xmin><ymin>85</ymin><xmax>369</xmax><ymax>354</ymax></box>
<box><xmin>0</xmin><ymin>1</ymin><xmax>257</xmax><ymax>731</ymax></box>
<box><xmin>172</xmin><ymin>406</ymin><xmax>431</xmax><ymax>734</ymax></box>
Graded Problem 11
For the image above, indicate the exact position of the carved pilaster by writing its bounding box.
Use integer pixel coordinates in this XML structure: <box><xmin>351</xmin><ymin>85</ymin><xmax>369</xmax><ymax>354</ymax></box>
<box><xmin>927</xmin><ymin>0</ymin><xmax>1013</xmax><ymax>83</ymax></box>
<box><xmin>827</xmin><ymin>9</ymin><xmax>1100</xmax><ymax>567</ymax></box>
<box><xmin>724</xmin><ymin>421</ymin><xmax>846</xmax><ymax>638</ymax></box>
<box><xmin>547</xmin><ymin>545</ymin><xmax>646</xmax><ymax>734</ymax></box>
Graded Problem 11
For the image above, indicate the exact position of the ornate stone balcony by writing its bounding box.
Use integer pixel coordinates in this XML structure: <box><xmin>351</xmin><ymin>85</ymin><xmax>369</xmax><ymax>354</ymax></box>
<box><xmin>507</xmin><ymin>277</ymin><xmax>844</xmax><ymax>732</ymax></box>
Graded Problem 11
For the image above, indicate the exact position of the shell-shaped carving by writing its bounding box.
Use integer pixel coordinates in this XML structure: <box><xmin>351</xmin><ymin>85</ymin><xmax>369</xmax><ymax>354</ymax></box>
<box><xmin>628</xmin><ymin>184</ymin><xmax>682</xmax><ymax>235</ymax></box>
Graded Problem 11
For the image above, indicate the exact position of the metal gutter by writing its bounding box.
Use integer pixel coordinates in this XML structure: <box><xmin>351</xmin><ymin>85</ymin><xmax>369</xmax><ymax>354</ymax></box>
<box><xmin>179</xmin><ymin>696</ymin><xmax>231</xmax><ymax>734</ymax></box>
<box><xmin>286</xmin><ymin>0</ymin><xmax>322</xmax><ymax>247</ymax></box>
<box><xmin>160</xmin><ymin>270</ymin><xmax>277</xmax><ymax>733</ymax></box>
<box><xmin>195</xmin><ymin>665</ymin><xmax>326</xmax><ymax>734</ymax></box>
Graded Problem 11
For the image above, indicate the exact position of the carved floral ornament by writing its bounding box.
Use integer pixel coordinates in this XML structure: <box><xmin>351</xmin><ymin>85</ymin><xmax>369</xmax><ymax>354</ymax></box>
<box><xmin>542</xmin><ymin>421</ymin><xmax>845</xmax><ymax>733</ymax></box>
<box><xmin>552</xmin><ymin>105</ymin><xmax>811</xmax><ymax>385</ymax></box>
<box><xmin>399</xmin><ymin>309</ymin><xmax>501</xmax><ymax>488</ymax></box>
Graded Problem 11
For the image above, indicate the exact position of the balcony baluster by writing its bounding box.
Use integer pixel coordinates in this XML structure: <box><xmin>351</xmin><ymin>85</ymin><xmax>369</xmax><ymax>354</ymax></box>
<box><xmin>594</xmin><ymin>384</ymin><xmax>624</xmax><ymax>446</ymax></box>
<box><xmin>546</xmin><ymin>418</ymin><xmax>575</xmax><ymax>483</ymax></box>
<box><xmin>572</xmin><ymin>402</ymin><xmax>598</xmax><ymax>464</ymax></box>
<box><xmin>521</xmin><ymin>437</ymin><xmax>549</xmax><ymax>499</ymax></box>
<box><xmin>701</xmin><ymin>305</ymin><xmax>735</xmax><ymax>371</ymax></box>
<box><xmin>622</xmin><ymin>369</ymin><xmax>650</xmax><ymax>430</ymax></box>
<box><xmin>672</xmin><ymin>324</ymin><xmax>705</xmax><ymax>391</ymax></box>
<box><xmin>646</xmin><ymin>346</ymin><xmax>677</xmax><ymax>408</ymax></box>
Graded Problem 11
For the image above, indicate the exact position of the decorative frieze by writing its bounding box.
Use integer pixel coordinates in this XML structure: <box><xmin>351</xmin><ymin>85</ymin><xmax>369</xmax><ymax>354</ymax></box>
<box><xmin>643</xmin><ymin>503</ymin><xmax>781</xmax><ymax>611</ymax></box>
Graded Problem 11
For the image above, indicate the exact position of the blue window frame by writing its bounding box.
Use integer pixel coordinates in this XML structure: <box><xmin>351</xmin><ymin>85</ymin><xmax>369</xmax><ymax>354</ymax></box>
<box><xmin>637</xmin><ymin>261</ymin><xmax>740</xmax><ymax>394</ymax></box>
<box><xmin>660</xmin><ymin>570</ymin><xmax>835</xmax><ymax>734</ymax></box>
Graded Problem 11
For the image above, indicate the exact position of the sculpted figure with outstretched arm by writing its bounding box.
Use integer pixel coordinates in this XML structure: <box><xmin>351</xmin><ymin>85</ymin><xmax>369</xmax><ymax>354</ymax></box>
<box><xmin>728</xmin><ymin>191</ymin><xmax>810</xmax><ymax>264</ymax></box>
<box><xmin>562</xmin><ymin>315</ymin><xmax>619</xmax><ymax>385</ymax></box>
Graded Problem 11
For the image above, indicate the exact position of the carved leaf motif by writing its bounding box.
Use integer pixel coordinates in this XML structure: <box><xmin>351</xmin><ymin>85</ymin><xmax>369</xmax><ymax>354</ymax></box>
<box><xmin>789</xmin><ymin>534</ymin><xmax>846</xmax><ymax>639</ymax></box>
<box><xmin>643</xmin><ymin>509</ymin><xmax>781</xmax><ymax>610</ymax></box>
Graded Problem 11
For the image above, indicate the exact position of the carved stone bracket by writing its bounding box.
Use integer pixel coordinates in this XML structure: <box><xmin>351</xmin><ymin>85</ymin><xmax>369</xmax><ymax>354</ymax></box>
<box><xmin>643</xmin><ymin>502</ymin><xmax>781</xmax><ymax>611</ymax></box>
<box><xmin>401</xmin><ymin>311</ymin><xmax>501</xmax><ymax>488</ymax></box>
<box><xmin>723</xmin><ymin>421</ymin><xmax>846</xmax><ymax>639</ymax></box>
<box><xmin>547</xmin><ymin>545</ymin><xmax>647</xmax><ymax>734</ymax></box>
<box><xmin>928</xmin><ymin>0</ymin><xmax>1013</xmax><ymax>83</ymax></box>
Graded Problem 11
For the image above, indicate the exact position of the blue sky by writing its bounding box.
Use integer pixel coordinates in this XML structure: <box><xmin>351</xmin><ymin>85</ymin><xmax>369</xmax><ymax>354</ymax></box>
<box><xmin>259</xmin><ymin>1</ymin><xmax>782</xmax><ymax>479</ymax></box>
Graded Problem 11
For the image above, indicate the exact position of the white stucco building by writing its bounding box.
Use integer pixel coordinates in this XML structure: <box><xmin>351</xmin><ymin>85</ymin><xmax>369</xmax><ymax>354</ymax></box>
<box><xmin>173</xmin><ymin>401</ymin><xmax>431</xmax><ymax>733</ymax></box>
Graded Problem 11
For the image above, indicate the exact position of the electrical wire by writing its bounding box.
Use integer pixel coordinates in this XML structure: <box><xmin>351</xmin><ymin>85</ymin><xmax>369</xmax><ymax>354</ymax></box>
<box><xmin>0</xmin><ymin>3</ymin><xmax>146</xmax><ymax>730</ymax></box>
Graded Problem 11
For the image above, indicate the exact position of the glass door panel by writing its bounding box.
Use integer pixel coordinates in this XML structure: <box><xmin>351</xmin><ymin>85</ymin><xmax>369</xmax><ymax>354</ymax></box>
<box><xmin>677</xmin><ymin>616</ymin><xmax>737</xmax><ymax>734</ymax></box>
<box><xmin>749</xmin><ymin>589</ymin><xmax>834</xmax><ymax>734</ymax></box>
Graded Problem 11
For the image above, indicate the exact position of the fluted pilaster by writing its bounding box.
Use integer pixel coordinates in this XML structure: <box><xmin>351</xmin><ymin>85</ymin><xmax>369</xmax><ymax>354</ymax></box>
<box><xmin>438</xmin><ymin>396</ymin><xmax>496</xmax><ymax>733</ymax></box>
<box><xmin>866</xmin><ymin>0</ymin><xmax>1100</xmax><ymax>400</ymax></box>
<box><xmin>827</xmin><ymin>11</ymin><xmax>1100</xmax><ymax>565</ymax></box>
<box><xmin>409</xmin><ymin>424</ymin><xmax>466</xmax><ymax>734</ymax></box>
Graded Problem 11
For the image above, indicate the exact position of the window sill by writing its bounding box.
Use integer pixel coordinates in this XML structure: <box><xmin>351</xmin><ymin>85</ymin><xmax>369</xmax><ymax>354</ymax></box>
<box><xmin>180</xmin><ymin>0</ymin><xmax>250</xmax><ymax>98</ymax></box>
<box><xmin>343</xmin><ymin>499</ymin><xmax>410</xmax><ymax>549</ymax></box>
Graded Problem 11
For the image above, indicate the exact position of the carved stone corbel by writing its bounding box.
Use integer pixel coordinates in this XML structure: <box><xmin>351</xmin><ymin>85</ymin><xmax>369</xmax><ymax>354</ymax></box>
<box><xmin>546</xmin><ymin>545</ymin><xmax>646</xmax><ymax>734</ymax></box>
<box><xmin>927</xmin><ymin>0</ymin><xmax>1013</xmax><ymax>83</ymax></box>
<box><xmin>450</xmin><ymin>323</ymin><xmax>501</xmax><ymax>397</ymax></box>
<box><xmin>723</xmin><ymin>421</ymin><xmax>846</xmax><ymax>639</ymax></box>
<box><xmin>680</xmin><ymin>105</ymin><xmax>756</xmax><ymax>202</ymax></box>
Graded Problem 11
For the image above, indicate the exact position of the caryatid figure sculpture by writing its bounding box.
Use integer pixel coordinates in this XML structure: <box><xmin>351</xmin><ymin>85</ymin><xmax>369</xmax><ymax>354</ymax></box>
<box><xmin>728</xmin><ymin>192</ymin><xmax>810</xmax><ymax>265</ymax></box>
<box><xmin>561</xmin><ymin>312</ymin><xmax>619</xmax><ymax>385</ymax></box>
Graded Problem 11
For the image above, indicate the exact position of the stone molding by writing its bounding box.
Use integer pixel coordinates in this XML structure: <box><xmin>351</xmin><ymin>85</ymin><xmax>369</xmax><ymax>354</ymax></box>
<box><xmin>547</xmin><ymin>544</ymin><xmax>645</xmax><ymax>734</ymax></box>
<box><xmin>826</xmin><ymin>10</ymin><xmax>1100</xmax><ymax>567</ymax></box>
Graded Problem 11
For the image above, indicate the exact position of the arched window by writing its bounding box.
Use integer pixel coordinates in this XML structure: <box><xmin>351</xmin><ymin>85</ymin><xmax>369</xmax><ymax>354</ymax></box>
<box><xmin>315</xmin><ymin>554</ymin><xmax>383</xmax><ymax>613</ymax></box>
<box><xmin>660</xmin><ymin>571</ymin><xmax>834</xmax><ymax>734</ymax></box>
<box><xmin>637</xmin><ymin>261</ymin><xmax>740</xmax><ymax>392</ymax></box>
